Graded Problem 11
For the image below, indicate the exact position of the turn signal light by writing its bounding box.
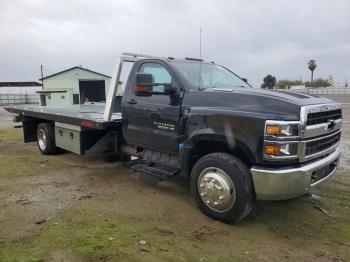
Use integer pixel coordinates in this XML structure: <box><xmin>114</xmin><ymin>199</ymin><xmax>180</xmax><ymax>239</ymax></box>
<box><xmin>265</xmin><ymin>144</ymin><xmax>280</xmax><ymax>155</ymax></box>
<box><xmin>266</xmin><ymin>125</ymin><xmax>281</xmax><ymax>135</ymax></box>
<box><xmin>133</xmin><ymin>85</ymin><xmax>150</xmax><ymax>92</ymax></box>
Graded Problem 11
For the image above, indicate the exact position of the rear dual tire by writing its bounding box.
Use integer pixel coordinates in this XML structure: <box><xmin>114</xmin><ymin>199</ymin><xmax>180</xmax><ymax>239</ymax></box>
<box><xmin>36</xmin><ymin>123</ymin><xmax>58</xmax><ymax>155</ymax></box>
<box><xmin>190</xmin><ymin>153</ymin><xmax>254</xmax><ymax>223</ymax></box>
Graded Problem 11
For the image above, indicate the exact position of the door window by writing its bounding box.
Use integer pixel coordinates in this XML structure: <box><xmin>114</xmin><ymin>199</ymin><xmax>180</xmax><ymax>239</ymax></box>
<box><xmin>139</xmin><ymin>63</ymin><xmax>172</xmax><ymax>91</ymax></box>
<box><xmin>134</xmin><ymin>62</ymin><xmax>178</xmax><ymax>106</ymax></box>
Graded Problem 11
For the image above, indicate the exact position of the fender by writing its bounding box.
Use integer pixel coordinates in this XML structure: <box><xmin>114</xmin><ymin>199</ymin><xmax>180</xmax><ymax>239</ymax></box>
<box><xmin>179</xmin><ymin>110</ymin><xmax>265</xmax><ymax>176</ymax></box>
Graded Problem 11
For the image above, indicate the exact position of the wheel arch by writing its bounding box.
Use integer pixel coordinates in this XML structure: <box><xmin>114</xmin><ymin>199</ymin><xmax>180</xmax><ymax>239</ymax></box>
<box><xmin>21</xmin><ymin>116</ymin><xmax>54</xmax><ymax>143</ymax></box>
<box><xmin>180</xmin><ymin>134</ymin><xmax>256</xmax><ymax>177</ymax></box>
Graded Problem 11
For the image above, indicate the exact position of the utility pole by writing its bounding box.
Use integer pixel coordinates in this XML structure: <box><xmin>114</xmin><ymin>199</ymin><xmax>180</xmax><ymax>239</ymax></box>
<box><xmin>40</xmin><ymin>65</ymin><xmax>44</xmax><ymax>90</ymax></box>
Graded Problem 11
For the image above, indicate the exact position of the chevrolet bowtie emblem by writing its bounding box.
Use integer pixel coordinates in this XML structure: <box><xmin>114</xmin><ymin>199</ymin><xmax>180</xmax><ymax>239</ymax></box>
<box><xmin>326</xmin><ymin>120</ymin><xmax>336</xmax><ymax>131</ymax></box>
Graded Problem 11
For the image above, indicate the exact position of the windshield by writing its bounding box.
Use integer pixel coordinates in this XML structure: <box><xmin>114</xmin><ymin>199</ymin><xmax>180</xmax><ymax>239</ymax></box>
<box><xmin>172</xmin><ymin>61</ymin><xmax>250</xmax><ymax>90</ymax></box>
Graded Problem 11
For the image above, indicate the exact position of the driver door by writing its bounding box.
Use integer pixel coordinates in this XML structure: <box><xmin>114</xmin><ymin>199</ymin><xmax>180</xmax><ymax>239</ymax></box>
<box><xmin>123</xmin><ymin>61</ymin><xmax>181</xmax><ymax>153</ymax></box>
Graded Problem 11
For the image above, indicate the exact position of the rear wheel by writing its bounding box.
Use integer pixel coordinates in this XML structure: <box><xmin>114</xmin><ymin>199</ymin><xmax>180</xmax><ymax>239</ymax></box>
<box><xmin>36</xmin><ymin>123</ymin><xmax>58</xmax><ymax>155</ymax></box>
<box><xmin>190</xmin><ymin>153</ymin><xmax>254</xmax><ymax>223</ymax></box>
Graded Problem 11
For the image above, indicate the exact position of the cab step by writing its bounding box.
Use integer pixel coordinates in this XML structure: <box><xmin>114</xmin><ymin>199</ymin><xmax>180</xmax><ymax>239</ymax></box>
<box><xmin>130</xmin><ymin>162</ymin><xmax>179</xmax><ymax>180</ymax></box>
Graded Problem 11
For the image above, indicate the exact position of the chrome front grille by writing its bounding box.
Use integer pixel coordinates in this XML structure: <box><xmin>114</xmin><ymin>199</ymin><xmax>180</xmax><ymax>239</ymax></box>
<box><xmin>305</xmin><ymin>132</ymin><xmax>341</xmax><ymax>156</ymax></box>
<box><xmin>301</xmin><ymin>104</ymin><xmax>342</xmax><ymax>139</ymax></box>
<box><xmin>306</xmin><ymin>109</ymin><xmax>342</xmax><ymax>126</ymax></box>
<box><xmin>299</xmin><ymin>103</ymin><xmax>342</xmax><ymax>162</ymax></box>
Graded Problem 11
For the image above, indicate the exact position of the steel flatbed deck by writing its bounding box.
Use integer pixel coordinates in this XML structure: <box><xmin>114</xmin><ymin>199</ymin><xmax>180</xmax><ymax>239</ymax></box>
<box><xmin>5</xmin><ymin>103</ymin><xmax>123</xmax><ymax>130</ymax></box>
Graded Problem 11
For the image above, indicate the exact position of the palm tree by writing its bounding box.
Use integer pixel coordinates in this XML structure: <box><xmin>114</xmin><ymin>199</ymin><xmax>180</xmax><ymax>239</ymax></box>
<box><xmin>308</xmin><ymin>60</ymin><xmax>317</xmax><ymax>86</ymax></box>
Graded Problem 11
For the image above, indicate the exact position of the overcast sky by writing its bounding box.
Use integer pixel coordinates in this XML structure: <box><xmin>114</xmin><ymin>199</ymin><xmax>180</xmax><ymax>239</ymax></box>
<box><xmin>0</xmin><ymin>0</ymin><xmax>349</xmax><ymax>87</ymax></box>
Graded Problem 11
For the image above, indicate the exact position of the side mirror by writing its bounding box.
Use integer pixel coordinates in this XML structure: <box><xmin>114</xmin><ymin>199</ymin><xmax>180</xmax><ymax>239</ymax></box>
<box><xmin>241</xmin><ymin>78</ymin><xmax>248</xmax><ymax>83</ymax></box>
<box><xmin>165</xmin><ymin>78</ymin><xmax>180</xmax><ymax>95</ymax></box>
<box><xmin>165</xmin><ymin>85</ymin><xmax>179</xmax><ymax>94</ymax></box>
<box><xmin>134</xmin><ymin>73</ymin><xmax>154</xmax><ymax>96</ymax></box>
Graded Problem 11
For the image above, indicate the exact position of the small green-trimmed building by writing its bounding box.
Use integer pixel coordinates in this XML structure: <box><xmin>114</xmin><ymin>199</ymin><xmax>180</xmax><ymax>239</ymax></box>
<box><xmin>38</xmin><ymin>66</ymin><xmax>111</xmax><ymax>106</ymax></box>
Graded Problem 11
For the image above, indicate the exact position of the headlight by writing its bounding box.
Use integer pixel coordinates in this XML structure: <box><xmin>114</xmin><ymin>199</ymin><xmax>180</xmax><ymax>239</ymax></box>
<box><xmin>264</xmin><ymin>142</ymin><xmax>298</xmax><ymax>159</ymax></box>
<box><xmin>265</xmin><ymin>120</ymin><xmax>299</xmax><ymax>137</ymax></box>
<box><xmin>264</xmin><ymin>120</ymin><xmax>300</xmax><ymax>160</ymax></box>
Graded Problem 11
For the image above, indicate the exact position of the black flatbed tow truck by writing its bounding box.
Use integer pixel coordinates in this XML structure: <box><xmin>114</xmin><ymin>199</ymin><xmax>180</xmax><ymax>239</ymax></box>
<box><xmin>5</xmin><ymin>52</ymin><xmax>342</xmax><ymax>222</ymax></box>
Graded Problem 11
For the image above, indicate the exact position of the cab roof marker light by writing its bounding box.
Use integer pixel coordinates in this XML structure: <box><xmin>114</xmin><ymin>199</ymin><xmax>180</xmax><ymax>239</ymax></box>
<box><xmin>185</xmin><ymin>57</ymin><xmax>204</xmax><ymax>61</ymax></box>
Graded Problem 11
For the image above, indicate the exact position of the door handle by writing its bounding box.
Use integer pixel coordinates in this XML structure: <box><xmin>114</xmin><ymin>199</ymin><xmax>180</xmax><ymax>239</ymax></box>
<box><xmin>126</xmin><ymin>99</ymin><xmax>137</xmax><ymax>105</ymax></box>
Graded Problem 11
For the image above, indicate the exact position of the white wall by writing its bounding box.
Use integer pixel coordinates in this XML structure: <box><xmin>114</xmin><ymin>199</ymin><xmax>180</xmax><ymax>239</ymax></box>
<box><xmin>0</xmin><ymin>86</ymin><xmax>41</xmax><ymax>94</ymax></box>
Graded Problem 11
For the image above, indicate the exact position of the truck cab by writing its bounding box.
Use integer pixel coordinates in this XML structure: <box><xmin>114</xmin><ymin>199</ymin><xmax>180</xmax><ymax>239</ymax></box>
<box><xmin>5</xmin><ymin>53</ymin><xmax>342</xmax><ymax>222</ymax></box>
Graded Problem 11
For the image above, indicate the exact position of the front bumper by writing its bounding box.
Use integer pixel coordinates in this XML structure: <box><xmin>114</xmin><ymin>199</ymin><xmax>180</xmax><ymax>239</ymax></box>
<box><xmin>251</xmin><ymin>149</ymin><xmax>341</xmax><ymax>200</ymax></box>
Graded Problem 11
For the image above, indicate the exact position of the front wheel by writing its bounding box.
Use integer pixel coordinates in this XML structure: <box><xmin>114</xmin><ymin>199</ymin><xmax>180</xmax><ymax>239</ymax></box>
<box><xmin>190</xmin><ymin>153</ymin><xmax>254</xmax><ymax>223</ymax></box>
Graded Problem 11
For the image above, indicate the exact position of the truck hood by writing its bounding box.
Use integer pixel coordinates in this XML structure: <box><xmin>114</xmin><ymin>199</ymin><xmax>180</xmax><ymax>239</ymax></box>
<box><xmin>182</xmin><ymin>88</ymin><xmax>336</xmax><ymax>120</ymax></box>
<box><xmin>205</xmin><ymin>87</ymin><xmax>334</xmax><ymax>106</ymax></box>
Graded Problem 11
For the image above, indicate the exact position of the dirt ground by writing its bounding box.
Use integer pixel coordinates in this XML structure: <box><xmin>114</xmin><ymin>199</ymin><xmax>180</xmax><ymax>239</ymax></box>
<box><xmin>0</xmin><ymin>96</ymin><xmax>349</xmax><ymax>262</ymax></box>
<box><xmin>0</xmin><ymin>107</ymin><xmax>14</xmax><ymax>128</ymax></box>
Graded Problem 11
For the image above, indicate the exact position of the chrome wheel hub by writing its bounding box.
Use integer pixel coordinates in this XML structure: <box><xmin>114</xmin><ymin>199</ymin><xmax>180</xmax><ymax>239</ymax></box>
<box><xmin>198</xmin><ymin>167</ymin><xmax>236</xmax><ymax>212</ymax></box>
<box><xmin>38</xmin><ymin>129</ymin><xmax>47</xmax><ymax>150</ymax></box>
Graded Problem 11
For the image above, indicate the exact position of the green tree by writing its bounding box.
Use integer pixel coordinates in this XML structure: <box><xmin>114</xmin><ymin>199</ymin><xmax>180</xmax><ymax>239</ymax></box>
<box><xmin>308</xmin><ymin>60</ymin><xmax>317</xmax><ymax>86</ymax></box>
<box><xmin>261</xmin><ymin>75</ymin><xmax>277</xmax><ymax>89</ymax></box>
<box><xmin>305</xmin><ymin>78</ymin><xmax>331</xmax><ymax>88</ymax></box>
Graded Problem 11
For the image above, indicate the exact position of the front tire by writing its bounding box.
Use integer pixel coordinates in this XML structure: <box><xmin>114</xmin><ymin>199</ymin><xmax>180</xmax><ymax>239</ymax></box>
<box><xmin>190</xmin><ymin>153</ymin><xmax>254</xmax><ymax>223</ymax></box>
<box><xmin>36</xmin><ymin>123</ymin><xmax>58</xmax><ymax>155</ymax></box>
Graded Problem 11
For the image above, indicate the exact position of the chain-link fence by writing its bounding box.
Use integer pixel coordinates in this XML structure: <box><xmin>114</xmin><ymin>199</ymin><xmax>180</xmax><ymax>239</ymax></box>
<box><xmin>0</xmin><ymin>93</ymin><xmax>38</xmax><ymax>106</ymax></box>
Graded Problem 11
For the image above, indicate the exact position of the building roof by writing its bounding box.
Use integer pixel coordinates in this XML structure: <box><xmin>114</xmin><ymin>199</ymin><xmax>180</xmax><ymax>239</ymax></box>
<box><xmin>0</xmin><ymin>81</ymin><xmax>42</xmax><ymax>87</ymax></box>
<box><xmin>40</xmin><ymin>66</ymin><xmax>111</xmax><ymax>80</ymax></box>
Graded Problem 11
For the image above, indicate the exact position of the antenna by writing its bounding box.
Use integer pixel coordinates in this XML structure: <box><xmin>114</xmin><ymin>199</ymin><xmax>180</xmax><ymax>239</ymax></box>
<box><xmin>198</xmin><ymin>26</ymin><xmax>202</xmax><ymax>90</ymax></box>
<box><xmin>199</xmin><ymin>26</ymin><xmax>202</xmax><ymax>59</ymax></box>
